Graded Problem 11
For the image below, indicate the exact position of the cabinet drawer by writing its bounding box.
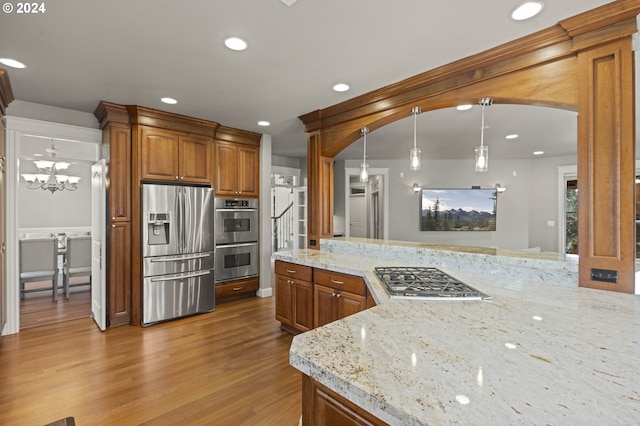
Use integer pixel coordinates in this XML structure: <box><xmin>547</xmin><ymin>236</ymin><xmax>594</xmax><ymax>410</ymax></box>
<box><xmin>275</xmin><ymin>260</ymin><xmax>312</xmax><ymax>282</ymax></box>
<box><xmin>314</xmin><ymin>269</ymin><xmax>366</xmax><ymax>295</ymax></box>
<box><xmin>216</xmin><ymin>277</ymin><xmax>259</xmax><ymax>298</ymax></box>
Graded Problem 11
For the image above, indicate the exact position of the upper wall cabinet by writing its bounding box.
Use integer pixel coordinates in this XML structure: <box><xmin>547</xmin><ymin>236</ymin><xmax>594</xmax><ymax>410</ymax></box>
<box><xmin>140</xmin><ymin>126</ymin><xmax>212</xmax><ymax>184</ymax></box>
<box><xmin>215</xmin><ymin>141</ymin><xmax>259</xmax><ymax>198</ymax></box>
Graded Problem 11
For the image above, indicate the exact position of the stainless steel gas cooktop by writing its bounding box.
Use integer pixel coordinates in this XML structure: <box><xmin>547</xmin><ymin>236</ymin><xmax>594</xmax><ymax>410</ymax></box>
<box><xmin>374</xmin><ymin>266</ymin><xmax>491</xmax><ymax>301</ymax></box>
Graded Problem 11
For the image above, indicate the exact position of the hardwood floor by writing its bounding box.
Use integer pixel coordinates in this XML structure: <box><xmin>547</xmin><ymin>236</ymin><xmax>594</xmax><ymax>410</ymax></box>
<box><xmin>0</xmin><ymin>296</ymin><xmax>302</xmax><ymax>426</ymax></box>
<box><xmin>20</xmin><ymin>285</ymin><xmax>91</xmax><ymax>330</ymax></box>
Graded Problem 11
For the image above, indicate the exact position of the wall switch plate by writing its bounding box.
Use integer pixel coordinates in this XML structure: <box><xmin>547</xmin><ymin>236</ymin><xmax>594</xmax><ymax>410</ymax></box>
<box><xmin>513</xmin><ymin>171</ymin><xmax>517</xmax><ymax>176</ymax></box>
<box><xmin>547</xmin><ymin>220</ymin><xmax>555</xmax><ymax>227</ymax></box>
<box><xmin>400</xmin><ymin>172</ymin><xmax>404</xmax><ymax>178</ymax></box>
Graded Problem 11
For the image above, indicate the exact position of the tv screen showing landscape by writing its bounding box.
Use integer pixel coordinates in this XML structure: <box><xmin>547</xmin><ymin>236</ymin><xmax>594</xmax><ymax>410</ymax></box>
<box><xmin>420</xmin><ymin>188</ymin><xmax>497</xmax><ymax>231</ymax></box>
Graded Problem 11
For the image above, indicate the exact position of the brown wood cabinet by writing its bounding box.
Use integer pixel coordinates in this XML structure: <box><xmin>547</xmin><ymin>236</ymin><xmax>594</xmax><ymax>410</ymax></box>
<box><xmin>275</xmin><ymin>261</ymin><xmax>313</xmax><ymax>334</ymax></box>
<box><xmin>140</xmin><ymin>126</ymin><xmax>212</xmax><ymax>184</ymax></box>
<box><xmin>215</xmin><ymin>141</ymin><xmax>259</xmax><ymax>198</ymax></box>
<box><xmin>215</xmin><ymin>276</ymin><xmax>259</xmax><ymax>303</ymax></box>
<box><xmin>95</xmin><ymin>102</ymin><xmax>132</xmax><ymax>327</ymax></box>
<box><xmin>302</xmin><ymin>374</ymin><xmax>387</xmax><ymax>426</ymax></box>
<box><xmin>109</xmin><ymin>221</ymin><xmax>132</xmax><ymax>326</ymax></box>
<box><xmin>313</xmin><ymin>269</ymin><xmax>366</xmax><ymax>328</ymax></box>
<box><xmin>275</xmin><ymin>261</ymin><xmax>374</xmax><ymax>333</ymax></box>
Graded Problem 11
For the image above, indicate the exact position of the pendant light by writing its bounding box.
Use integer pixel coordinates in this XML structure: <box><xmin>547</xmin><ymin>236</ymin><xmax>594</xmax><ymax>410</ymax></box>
<box><xmin>409</xmin><ymin>107</ymin><xmax>421</xmax><ymax>171</ymax></box>
<box><xmin>475</xmin><ymin>98</ymin><xmax>492</xmax><ymax>173</ymax></box>
<box><xmin>360</xmin><ymin>127</ymin><xmax>369</xmax><ymax>183</ymax></box>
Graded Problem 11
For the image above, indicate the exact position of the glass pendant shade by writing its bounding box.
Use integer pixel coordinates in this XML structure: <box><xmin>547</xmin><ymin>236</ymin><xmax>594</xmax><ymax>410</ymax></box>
<box><xmin>410</xmin><ymin>147</ymin><xmax>421</xmax><ymax>171</ymax></box>
<box><xmin>475</xmin><ymin>98</ymin><xmax>492</xmax><ymax>173</ymax></box>
<box><xmin>360</xmin><ymin>127</ymin><xmax>369</xmax><ymax>183</ymax></box>
<box><xmin>409</xmin><ymin>107</ymin><xmax>421</xmax><ymax>171</ymax></box>
<box><xmin>475</xmin><ymin>145</ymin><xmax>488</xmax><ymax>172</ymax></box>
<box><xmin>360</xmin><ymin>162</ymin><xmax>369</xmax><ymax>183</ymax></box>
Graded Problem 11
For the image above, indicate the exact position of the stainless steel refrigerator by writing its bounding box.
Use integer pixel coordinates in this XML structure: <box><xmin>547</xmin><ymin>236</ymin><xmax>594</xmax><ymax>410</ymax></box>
<box><xmin>141</xmin><ymin>183</ymin><xmax>215</xmax><ymax>325</ymax></box>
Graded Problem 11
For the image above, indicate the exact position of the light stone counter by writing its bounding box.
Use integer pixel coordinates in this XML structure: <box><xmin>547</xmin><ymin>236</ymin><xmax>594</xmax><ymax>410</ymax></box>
<box><xmin>274</xmin><ymin>242</ymin><xmax>640</xmax><ymax>425</ymax></box>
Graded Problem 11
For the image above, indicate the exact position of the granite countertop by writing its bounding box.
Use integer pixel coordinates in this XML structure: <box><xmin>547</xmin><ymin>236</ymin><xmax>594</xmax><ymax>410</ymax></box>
<box><xmin>274</xmin><ymin>245</ymin><xmax>640</xmax><ymax>425</ymax></box>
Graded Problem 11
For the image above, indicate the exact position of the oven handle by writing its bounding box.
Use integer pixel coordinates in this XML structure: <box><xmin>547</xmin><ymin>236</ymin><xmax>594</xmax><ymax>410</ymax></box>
<box><xmin>150</xmin><ymin>253</ymin><xmax>212</xmax><ymax>262</ymax></box>
<box><xmin>215</xmin><ymin>208</ymin><xmax>258</xmax><ymax>213</ymax></box>
<box><xmin>150</xmin><ymin>270</ymin><xmax>211</xmax><ymax>282</ymax></box>
<box><xmin>217</xmin><ymin>242</ymin><xmax>257</xmax><ymax>248</ymax></box>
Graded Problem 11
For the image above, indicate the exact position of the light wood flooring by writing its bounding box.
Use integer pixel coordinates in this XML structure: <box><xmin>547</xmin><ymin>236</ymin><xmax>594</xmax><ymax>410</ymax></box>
<box><xmin>20</xmin><ymin>284</ymin><xmax>92</xmax><ymax>329</ymax></box>
<box><xmin>1</xmin><ymin>296</ymin><xmax>302</xmax><ymax>425</ymax></box>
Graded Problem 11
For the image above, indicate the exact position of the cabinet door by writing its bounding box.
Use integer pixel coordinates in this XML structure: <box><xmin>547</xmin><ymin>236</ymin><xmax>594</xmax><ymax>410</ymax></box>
<box><xmin>215</xmin><ymin>142</ymin><xmax>238</xmax><ymax>196</ymax></box>
<box><xmin>109</xmin><ymin>222</ymin><xmax>131</xmax><ymax>326</ymax></box>
<box><xmin>237</xmin><ymin>145</ymin><xmax>259</xmax><ymax>197</ymax></box>
<box><xmin>179</xmin><ymin>135</ymin><xmax>212</xmax><ymax>183</ymax></box>
<box><xmin>293</xmin><ymin>279</ymin><xmax>313</xmax><ymax>332</ymax></box>
<box><xmin>338</xmin><ymin>291</ymin><xmax>366</xmax><ymax>320</ymax></box>
<box><xmin>108</xmin><ymin>123</ymin><xmax>131</xmax><ymax>221</ymax></box>
<box><xmin>140</xmin><ymin>127</ymin><xmax>180</xmax><ymax>181</ymax></box>
<box><xmin>314</xmin><ymin>284</ymin><xmax>338</xmax><ymax>328</ymax></box>
<box><xmin>275</xmin><ymin>274</ymin><xmax>293</xmax><ymax>326</ymax></box>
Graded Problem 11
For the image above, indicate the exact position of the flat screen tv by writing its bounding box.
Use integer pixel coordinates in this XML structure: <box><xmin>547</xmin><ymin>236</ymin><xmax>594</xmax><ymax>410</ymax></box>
<box><xmin>420</xmin><ymin>188</ymin><xmax>497</xmax><ymax>231</ymax></box>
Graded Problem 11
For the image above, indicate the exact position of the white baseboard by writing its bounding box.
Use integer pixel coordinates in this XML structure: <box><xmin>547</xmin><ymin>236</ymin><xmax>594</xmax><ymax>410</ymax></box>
<box><xmin>256</xmin><ymin>287</ymin><xmax>273</xmax><ymax>298</ymax></box>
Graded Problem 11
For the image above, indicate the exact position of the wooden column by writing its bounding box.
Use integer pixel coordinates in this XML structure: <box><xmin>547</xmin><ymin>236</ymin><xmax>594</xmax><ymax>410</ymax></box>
<box><xmin>306</xmin><ymin>131</ymin><xmax>334</xmax><ymax>249</ymax></box>
<box><xmin>576</xmin><ymin>36</ymin><xmax>636</xmax><ymax>292</ymax></box>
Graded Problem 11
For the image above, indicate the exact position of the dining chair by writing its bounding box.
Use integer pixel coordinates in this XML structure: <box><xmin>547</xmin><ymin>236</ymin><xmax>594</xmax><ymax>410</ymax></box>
<box><xmin>19</xmin><ymin>237</ymin><xmax>60</xmax><ymax>301</ymax></box>
<box><xmin>63</xmin><ymin>235</ymin><xmax>92</xmax><ymax>299</ymax></box>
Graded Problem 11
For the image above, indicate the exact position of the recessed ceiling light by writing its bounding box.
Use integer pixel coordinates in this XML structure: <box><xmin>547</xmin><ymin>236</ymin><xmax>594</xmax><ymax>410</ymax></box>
<box><xmin>533</xmin><ymin>151</ymin><xmax>544</xmax><ymax>155</ymax></box>
<box><xmin>333</xmin><ymin>83</ymin><xmax>350</xmax><ymax>92</ymax></box>
<box><xmin>505</xmin><ymin>134</ymin><xmax>519</xmax><ymax>140</ymax></box>
<box><xmin>0</xmin><ymin>58</ymin><xmax>26</xmax><ymax>69</ymax></box>
<box><xmin>161</xmin><ymin>97</ymin><xmax>178</xmax><ymax>105</ymax></box>
<box><xmin>224</xmin><ymin>37</ymin><xmax>248</xmax><ymax>51</ymax></box>
<box><xmin>511</xmin><ymin>2</ymin><xmax>544</xmax><ymax>21</ymax></box>
<box><xmin>257</xmin><ymin>121</ymin><xmax>270</xmax><ymax>127</ymax></box>
<box><xmin>456</xmin><ymin>104</ymin><xmax>472</xmax><ymax>111</ymax></box>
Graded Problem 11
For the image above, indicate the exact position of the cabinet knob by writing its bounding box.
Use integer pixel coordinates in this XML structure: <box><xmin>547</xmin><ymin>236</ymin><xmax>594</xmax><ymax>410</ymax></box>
<box><xmin>175</xmin><ymin>176</ymin><xmax>179</xmax><ymax>180</ymax></box>
<box><xmin>336</xmin><ymin>293</ymin><xmax>341</xmax><ymax>298</ymax></box>
<box><xmin>112</xmin><ymin>224</ymin><xmax>116</xmax><ymax>228</ymax></box>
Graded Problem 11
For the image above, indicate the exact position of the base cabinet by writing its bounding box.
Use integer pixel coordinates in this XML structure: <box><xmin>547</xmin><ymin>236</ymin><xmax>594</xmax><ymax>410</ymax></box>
<box><xmin>275</xmin><ymin>260</ymin><xmax>374</xmax><ymax>333</ymax></box>
<box><xmin>275</xmin><ymin>261</ymin><xmax>313</xmax><ymax>333</ymax></box>
<box><xmin>313</xmin><ymin>269</ymin><xmax>367</xmax><ymax>328</ymax></box>
<box><xmin>302</xmin><ymin>375</ymin><xmax>387</xmax><ymax>426</ymax></box>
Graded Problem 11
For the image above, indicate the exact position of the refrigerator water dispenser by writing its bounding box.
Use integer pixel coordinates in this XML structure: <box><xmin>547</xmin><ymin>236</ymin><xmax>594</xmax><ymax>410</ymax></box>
<box><xmin>147</xmin><ymin>212</ymin><xmax>170</xmax><ymax>245</ymax></box>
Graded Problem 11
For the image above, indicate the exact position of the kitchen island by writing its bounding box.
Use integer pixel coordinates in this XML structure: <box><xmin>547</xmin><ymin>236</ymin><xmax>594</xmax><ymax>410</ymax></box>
<box><xmin>274</xmin><ymin>239</ymin><xmax>640</xmax><ymax>425</ymax></box>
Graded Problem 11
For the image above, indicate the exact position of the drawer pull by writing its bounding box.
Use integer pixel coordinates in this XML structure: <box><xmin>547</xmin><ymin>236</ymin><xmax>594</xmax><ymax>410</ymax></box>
<box><xmin>232</xmin><ymin>287</ymin><xmax>243</xmax><ymax>291</ymax></box>
<box><xmin>331</xmin><ymin>279</ymin><xmax>344</xmax><ymax>285</ymax></box>
<box><xmin>286</xmin><ymin>269</ymin><xmax>297</xmax><ymax>274</ymax></box>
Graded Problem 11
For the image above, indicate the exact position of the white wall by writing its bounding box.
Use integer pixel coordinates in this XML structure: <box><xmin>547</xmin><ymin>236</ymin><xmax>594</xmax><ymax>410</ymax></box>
<box><xmin>7</xmin><ymin>100</ymin><xmax>99</xmax><ymax>129</ymax></box>
<box><xmin>342</xmin><ymin>157</ymin><xmax>544</xmax><ymax>250</ymax></box>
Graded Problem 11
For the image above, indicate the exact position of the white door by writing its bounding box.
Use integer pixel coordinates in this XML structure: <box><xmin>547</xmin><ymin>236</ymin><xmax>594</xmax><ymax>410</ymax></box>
<box><xmin>91</xmin><ymin>160</ymin><xmax>107</xmax><ymax>330</ymax></box>
<box><xmin>349</xmin><ymin>195</ymin><xmax>367</xmax><ymax>238</ymax></box>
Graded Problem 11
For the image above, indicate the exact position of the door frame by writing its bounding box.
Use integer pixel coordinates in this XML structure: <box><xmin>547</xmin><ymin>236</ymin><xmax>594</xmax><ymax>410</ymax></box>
<box><xmin>3</xmin><ymin>117</ymin><xmax>101</xmax><ymax>335</ymax></box>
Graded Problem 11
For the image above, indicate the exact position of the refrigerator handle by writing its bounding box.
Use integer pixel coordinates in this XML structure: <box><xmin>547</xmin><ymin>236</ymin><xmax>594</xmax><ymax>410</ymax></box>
<box><xmin>177</xmin><ymin>186</ymin><xmax>184</xmax><ymax>253</ymax></box>
<box><xmin>150</xmin><ymin>270</ymin><xmax>211</xmax><ymax>282</ymax></box>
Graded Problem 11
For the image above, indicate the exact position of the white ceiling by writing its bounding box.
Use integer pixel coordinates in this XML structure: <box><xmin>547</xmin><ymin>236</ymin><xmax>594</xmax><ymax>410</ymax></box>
<box><xmin>0</xmin><ymin>0</ymin><xmax>612</xmax><ymax>160</ymax></box>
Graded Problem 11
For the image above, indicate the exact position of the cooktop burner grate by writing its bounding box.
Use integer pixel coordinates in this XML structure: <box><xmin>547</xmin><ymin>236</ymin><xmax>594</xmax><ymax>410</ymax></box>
<box><xmin>374</xmin><ymin>266</ymin><xmax>491</xmax><ymax>300</ymax></box>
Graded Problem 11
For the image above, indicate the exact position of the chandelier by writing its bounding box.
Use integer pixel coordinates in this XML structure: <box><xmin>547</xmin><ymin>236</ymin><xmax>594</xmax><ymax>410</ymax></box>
<box><xmin>21</xmin><ymin>140</ymin><xmax>81</xmax><ymax>194</ymax></box>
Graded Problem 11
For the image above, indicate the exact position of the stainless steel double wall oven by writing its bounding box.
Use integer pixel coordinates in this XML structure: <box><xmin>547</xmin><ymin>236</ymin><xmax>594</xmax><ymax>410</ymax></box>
<box><xmin>214</xmin><ymin>198</ymin><xmax>259</xmax><ymax>282</ymax></box>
